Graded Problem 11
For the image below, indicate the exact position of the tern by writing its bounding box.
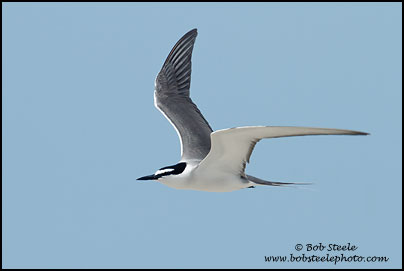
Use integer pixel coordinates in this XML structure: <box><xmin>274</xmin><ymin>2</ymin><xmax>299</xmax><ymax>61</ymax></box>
<box><xmin>137</xmin><ymin>29</ymin><xmax>368</xmax><ymax>192</ymax></box>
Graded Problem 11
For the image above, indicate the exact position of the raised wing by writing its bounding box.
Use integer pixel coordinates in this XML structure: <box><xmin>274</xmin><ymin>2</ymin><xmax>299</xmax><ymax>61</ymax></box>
<box><xmin>197</xmin><ymin>126</ymin><xmax>368</xmax><ymax>176</ymax></box>
<box><xmin>154</xmin><ymin>29</ymin><xmax>212</xmax><ymax>161</ymax></box>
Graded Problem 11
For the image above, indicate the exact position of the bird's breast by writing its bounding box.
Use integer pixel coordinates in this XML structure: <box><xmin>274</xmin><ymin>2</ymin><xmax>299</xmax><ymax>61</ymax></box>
<box><xmin>159</xmin><ymin>167</ymin><xmax>250</xmax><ymax>192</ymax></box>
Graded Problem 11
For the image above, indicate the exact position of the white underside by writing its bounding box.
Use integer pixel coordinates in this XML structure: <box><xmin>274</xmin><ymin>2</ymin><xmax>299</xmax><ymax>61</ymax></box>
<box><xmin>158</xmin><ymin>163</ymin><xmax>254</xmax><ymax>192</ymax></box>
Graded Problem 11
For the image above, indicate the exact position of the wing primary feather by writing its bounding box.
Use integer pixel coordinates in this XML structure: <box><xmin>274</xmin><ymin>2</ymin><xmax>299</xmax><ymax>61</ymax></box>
<box><xmin>198</xmin><ymin>126</ymin><xmax>368</xmax><ymax>177</ymax></box>
<box><xmin>154</xmin><ymin>29</ymin><xmax>213</xmax><ymax>161</ymax></box>
<box><xmin>163</xmin><ymin>29</ymin><xmax>197</xmax><ymax>67</ymax></box>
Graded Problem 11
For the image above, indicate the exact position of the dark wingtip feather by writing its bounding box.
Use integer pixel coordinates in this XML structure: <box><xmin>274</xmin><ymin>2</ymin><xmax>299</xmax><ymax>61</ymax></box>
<box><xmin>163</xmin><ymin>29</ymin><xmax>198</xmax><ymax>67</ymax></box>
<box><xmin>188</xmin><ymin>28</ymin><xmax>198</xmax><ymax>35</ymax></box>
<box><xmin>157</xmin><ymin>28</ymin><xmax>199</xmax><ymax>96</ymax></box>
<box><xmin>353</xmin><ymin>131</ymin><xmax>370</xmax><ymax>136</ymax></box>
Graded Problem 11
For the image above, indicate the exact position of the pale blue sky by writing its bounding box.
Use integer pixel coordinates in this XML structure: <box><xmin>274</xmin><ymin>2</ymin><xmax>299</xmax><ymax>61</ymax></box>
<box><xmin>2</xmin><ymin>3</ymin><xmax>402</xmax><ymax>269</ymax></box>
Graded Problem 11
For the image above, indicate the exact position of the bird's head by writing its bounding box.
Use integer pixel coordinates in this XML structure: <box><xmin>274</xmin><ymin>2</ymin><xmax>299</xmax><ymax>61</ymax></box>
<box><xmin>137</xmin><ymin>162</ymin><xmax>187</xmax><ymax>181</ymax></box>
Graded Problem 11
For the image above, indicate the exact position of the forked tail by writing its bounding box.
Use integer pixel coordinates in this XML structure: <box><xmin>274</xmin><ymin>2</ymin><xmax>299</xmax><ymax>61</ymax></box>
<box><xmin>247</xmin><ymin>175</ymin><xmax>313</xmax><ymax>187</ymax></box>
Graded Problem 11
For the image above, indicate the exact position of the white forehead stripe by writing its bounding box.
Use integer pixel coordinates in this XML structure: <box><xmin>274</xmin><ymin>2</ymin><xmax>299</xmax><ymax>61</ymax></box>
<box><xmin>155</xmin><ymin>168</ymin><xmax>174</xmax><ymax>175</ymax></box>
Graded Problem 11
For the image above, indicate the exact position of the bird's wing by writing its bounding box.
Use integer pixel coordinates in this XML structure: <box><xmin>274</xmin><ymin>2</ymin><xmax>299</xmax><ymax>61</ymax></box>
<box><xmin>154</xmin><ymin>28</ymin><xmax>212</xmax><ymax>161</ymax></box>
<box><xmin>197</xmin><ymin>126</ymin><xmax>368</xmax><ymax>176</ymax></box>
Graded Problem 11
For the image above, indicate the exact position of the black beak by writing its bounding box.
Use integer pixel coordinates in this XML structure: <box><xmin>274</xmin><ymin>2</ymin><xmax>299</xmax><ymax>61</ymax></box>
<box><xmin>137</xmin><ymin>174</ymin><xmax>156</xmax><ymax>181</ymax></box>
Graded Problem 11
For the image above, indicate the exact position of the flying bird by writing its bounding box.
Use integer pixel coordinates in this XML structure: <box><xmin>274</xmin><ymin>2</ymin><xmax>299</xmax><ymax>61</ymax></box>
<box><xmin>137</xmin><ymin>29</ymin><xmax>368</xmax><ymax>192</ymax></box>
